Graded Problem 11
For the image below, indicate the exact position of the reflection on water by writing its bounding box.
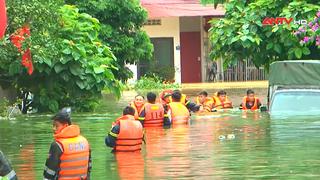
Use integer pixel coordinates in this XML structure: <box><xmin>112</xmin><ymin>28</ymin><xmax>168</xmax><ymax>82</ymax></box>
<box><xmin>1</xmin><ymin>90</ymin><xmax>320</xmax><ymax>179</ymax></box>
<box><xmin>17</xmin><ymin>144</ymin><xmax>36</xmax><ymax>180</ymax></box>
<box><xmin>116</xmin><ymin>152</ymin><xmax>144</xmax><ymax>180</ymax></box>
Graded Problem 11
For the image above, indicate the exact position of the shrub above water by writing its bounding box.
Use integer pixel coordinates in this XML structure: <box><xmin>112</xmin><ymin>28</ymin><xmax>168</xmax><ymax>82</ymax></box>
<box><xmin>134</xmin><ymin>74</ymin><xmax>180</xmax><ymax>90</ymax></box>
<box><xmin>145</xmin><ymin>65</ymin><xmax>175</xmax><ymax>82</ymax></box>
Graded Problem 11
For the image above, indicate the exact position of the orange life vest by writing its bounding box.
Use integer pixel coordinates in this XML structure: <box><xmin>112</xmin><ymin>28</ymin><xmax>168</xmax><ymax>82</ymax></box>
<box><xmin>180</xmin><ymin>94</ymin><xmax>187</xmax><ymax>105</ymax></box>
<box><xmin>241</xmin><ymin>96</ymin><xmax>259</xmax><ymax>110</ymax></box>
<box><xmin>113</xmin><ymin>115</ymin><xmax>135</xmax><ymax>127</ymax></box>
<box><xmin>130</xmin><ymin>102</ymin><xmax>144</xmax><ymax>120</ymax></box>
<box><xmin>213</xmin><ymin>96</ymin><xmax>233</xmax><ymax>109</ymax></box>
<box><xmin>115</xmin><ymin>118</ymin><xmax>144</xmax><ymax>152</ymax></box>
<box><xmin>195</xmin><ymin>97</ymin><xmax>214</xmax><ymax>112</ymax></box>
<box><xmin>54</xmin><ymin>125</ymin><xmax>90</xmax><ymax>180</ymax></box>
<box><xmin>168</xmin><ymin>102</ymin><xmax>190</xmax><ymax>125</ymax></box>
<box><xmin>144</xmin><ymin>103</ymin><xmax>164</xmax><ymax>127</ymax></box>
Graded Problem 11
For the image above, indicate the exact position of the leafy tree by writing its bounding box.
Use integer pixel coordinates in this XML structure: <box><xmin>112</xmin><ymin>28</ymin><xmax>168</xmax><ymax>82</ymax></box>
<box><xmin>202</xmin><ymin>0</ymin><xmax>320</xmax><ymax>69</ymax></box>
<box><xmin>65</xmin><ymin>0</ymin><xmax>154</xmax><ymax>82</ymax></box>
<box><xmin>0</xmin><ymin>0</ymin><xmax>62</xmax><ymax>86</ymax></box>
<box><xmin>0</xmin><ymin>1</ymin><xmax>121</xmax><ymax>112</ymax></box>
<box><xmin>295</xmin><ymin>11</ymin><xmax>320</xmax><ymax>48</ymax></box>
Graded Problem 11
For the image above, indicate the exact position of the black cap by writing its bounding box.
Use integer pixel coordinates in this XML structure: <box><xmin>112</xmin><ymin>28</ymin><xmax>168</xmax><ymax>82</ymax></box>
<box><xmin>52</xmin><ymin>107</ymin><xmax>72</xmax><ymax>125</ymax></box>
<box><xmin>172</xmin><ymin>90</ymin><xmax>182</xmax><ymax>101</ymax></box>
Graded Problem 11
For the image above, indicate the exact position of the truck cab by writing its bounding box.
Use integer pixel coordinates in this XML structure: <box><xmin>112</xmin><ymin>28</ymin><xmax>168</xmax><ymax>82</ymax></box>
<box><xmin>268</xmin><ymin>60</ymin><xmax>320</xmax><ymax>116</ymax></box>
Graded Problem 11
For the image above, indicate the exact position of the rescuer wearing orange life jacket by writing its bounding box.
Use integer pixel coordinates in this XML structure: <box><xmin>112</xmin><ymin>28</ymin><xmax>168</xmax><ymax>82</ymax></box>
<box><xmin>213</xmin><ymin>90</ymin><xmax>233</xmax><ymax>110</ymax></box>
<box><xmin>159</xmin><ymin>90</ymin><xmax>200</xmax><ymax>112</ymax></box>
<box><xmin>159</xmin><ymin>89</ymin><xmax>173</xmax><ymax>107</ymax></box>
<box><xmin>240</xmin><ymin>89</ymin><xmax>261</xmax><ymax>111</ymax></box>
<box><xmin>138</xmin><ymin>92</ymin><xmax>171</xmax><ymax>127</ymax></box>
<box><xmin>195</xmin><ymin>91</ymin><xmax>214</xmax><ymax>112</ymax></box>
<box><xmin>167</xmin><ymin>91</ymin><xmax>191</xmax><ymax>125</ymax></box>
<box><xmin>159</xmin><ymin>90</ymin><xmax>173</xmax><ymax>119</ymax></box>
<box><xmin>105</xmin><ymin>106</ymin><xmax>144</xmax><ymax>152</ymax></box>
<box><xmin>43</xmin><ymin>108</ymin><xmax>91</xmax><ymax>180</ymax></box>
<box><xmin>173</xmin><ymin>89</ymin><xmax>200</xmax><ymax>112</ymax></box>
<box><xmin>130</xmin><ymin>95</ymin><xmax>145</xmax><ymax>120</ymax></box>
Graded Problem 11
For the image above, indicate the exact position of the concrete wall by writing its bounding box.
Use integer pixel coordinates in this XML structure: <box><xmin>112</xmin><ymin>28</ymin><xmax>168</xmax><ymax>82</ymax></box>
<box><xmin>0</xmin><ymin>86</ymin><xmax>17</xmax><ymax>102</ymax></box>
<box><xmin>180</xmin><ymin>17</ymin><xmax>201</xmax><ymax>32</ymax></box>
<box><xmin>126</xmin><ymin>64</ymin><xmax>138</xmax><ymax>85</ymax></box>
<box><xmin>142</xmin><ymin>17</ymin><xmax>182</xmax><ymax>83</ymax></box>
<box><xmin>200</xmin><ymin>17</ymin><xmax>206</xmax><ymax>82</ymax></box>
<box><xmin>131</xmin><ymin>16</ymin><xmax>210</xmax><ymax>84</ymax></box>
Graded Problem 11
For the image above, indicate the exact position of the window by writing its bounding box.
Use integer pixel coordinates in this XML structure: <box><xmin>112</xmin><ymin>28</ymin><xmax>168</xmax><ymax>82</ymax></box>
<box><xmin>270</xmin><ymin>90</ymin><xmax>320</xmax><ymax>116</ymax></box>
<box><xmin>144</xmin><ymin>19</ymin><xmax>161</xmax><ymax>26</ymax></box>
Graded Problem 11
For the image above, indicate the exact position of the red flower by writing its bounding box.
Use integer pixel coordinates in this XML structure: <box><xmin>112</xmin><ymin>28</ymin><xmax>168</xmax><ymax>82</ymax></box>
<box><xmin>10</xmin><ymin>25</ymin><xmax>33</xmax><ymax>75</ymax></box>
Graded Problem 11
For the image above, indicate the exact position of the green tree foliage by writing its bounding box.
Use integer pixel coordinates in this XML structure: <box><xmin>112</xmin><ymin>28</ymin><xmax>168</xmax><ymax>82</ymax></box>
<box><xmin>202</xmin><ymin>0</ymin><xmax>320</xmax><ymax>69</ymax></box>
<box><xmin>65</xmin><ymin>0</ymin><xmax>154</xmax><ymax>82</ymax></box>
<box><xmin>0</xmin><ymin>0</ymin><xmax>63</xmax><ymax>88</ymax></box>
<box><xmin>0</xmin><ymin>1</ymin><xmax>121</xmax><ymax>112</ymax></box>
<box><xmin>295</xmin><ymin>11</ymin><xmax>320</xmax><ymax>48</ymax></box>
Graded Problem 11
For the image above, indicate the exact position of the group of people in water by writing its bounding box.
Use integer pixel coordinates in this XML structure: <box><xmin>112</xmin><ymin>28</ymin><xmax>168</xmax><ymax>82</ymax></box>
<box><xmin>104</xmin><ymin>89</ymin><xmax>262</xmax><ymax>152</ymax></box>
<box><xmin>196</xmin><ymin>89</ymin><xmax>262</xmax><ymax>112</ymax></box>
<box><xmin>126</xmin><ymin>88</ymin><xmax>261</xmax><ymax>117</ymax></box>
<box><xmin>1</xmin><ymin>89</ymin><xmax>261</xmax><ymax>180</ymax></box>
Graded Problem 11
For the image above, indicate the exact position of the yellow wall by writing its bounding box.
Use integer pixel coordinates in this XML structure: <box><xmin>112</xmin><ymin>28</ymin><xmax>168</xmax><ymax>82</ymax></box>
<box><xmin>143</xmin><ymin>17</ymin><xmax>181</xmax><ymax>83</ymax></box>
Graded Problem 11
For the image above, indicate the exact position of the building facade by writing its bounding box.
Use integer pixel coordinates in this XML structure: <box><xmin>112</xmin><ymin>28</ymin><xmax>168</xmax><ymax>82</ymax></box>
<box><xmin>127</xmin><ymin>0</ymin><xmax>266</xmax><ymax>84</ymax></box>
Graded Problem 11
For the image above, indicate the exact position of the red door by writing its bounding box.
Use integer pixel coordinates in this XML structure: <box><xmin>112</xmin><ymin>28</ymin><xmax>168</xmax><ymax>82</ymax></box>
<box><xmin>180</xmin><ymin>32</ymin><xmax>201</xmax><ymax>83</ymax></box>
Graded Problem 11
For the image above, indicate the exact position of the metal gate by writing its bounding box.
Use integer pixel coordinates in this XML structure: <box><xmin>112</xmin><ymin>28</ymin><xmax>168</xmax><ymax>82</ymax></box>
<box><xmin>208</xmin><ymin>59</ymin><xmax>267</xmax><ymax>82</ymax></box>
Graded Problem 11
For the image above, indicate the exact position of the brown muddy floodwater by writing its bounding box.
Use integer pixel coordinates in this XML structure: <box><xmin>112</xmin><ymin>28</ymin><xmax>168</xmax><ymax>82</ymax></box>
<box><xmin>1</xmin><ymin>88</ymin><xmax>320</xmax><ymax>179</ymax></box>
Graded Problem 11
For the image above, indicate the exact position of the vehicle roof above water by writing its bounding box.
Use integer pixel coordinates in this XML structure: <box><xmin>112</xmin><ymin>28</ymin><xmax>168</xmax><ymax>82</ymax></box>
<box><xmin>269</xmin><ymin>60</ymin><xmax>320</xmax><ymax>87</ymax></box>
<box><xmin>273</xmin><ymin>88</ymin><xmax>320</xmax><ymax>93</ymax></box>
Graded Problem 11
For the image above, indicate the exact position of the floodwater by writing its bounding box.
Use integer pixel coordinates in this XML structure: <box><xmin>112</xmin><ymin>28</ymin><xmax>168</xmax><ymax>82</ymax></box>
<box><xmin>1</xmin><ymin>88</ymin><xmax>320</xmax><ymax>179</ymax></box>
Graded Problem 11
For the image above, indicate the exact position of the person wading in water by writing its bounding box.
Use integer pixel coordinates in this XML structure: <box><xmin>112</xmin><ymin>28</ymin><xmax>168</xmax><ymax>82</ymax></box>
<box><xmin>43</xmin><ymin>108</ymin><xmax>92</xmax><ymax>180</ymax></box>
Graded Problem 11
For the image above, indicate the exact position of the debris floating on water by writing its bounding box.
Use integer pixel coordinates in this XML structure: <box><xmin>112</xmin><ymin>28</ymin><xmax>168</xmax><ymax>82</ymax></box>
<box><xmin>219</xmin><ymin>134</ymin><xmax>235</xmax><ymax>141</ymax></box>
<box><xmin>218</xmin><ymin>135</ymin><xmax>226</xmax><ymax>140</ymax></box>
<box><xmin>227</xmin><ymin>134</ymin><xmax>235</xmax><ymax>139</ymax></box>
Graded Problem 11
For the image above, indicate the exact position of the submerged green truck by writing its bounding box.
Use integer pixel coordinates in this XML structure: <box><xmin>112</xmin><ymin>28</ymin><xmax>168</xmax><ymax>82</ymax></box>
<box><xmin>268</xmin><ymin>60</ymin><xmax>320</xmax><ymax>116</ymax></box>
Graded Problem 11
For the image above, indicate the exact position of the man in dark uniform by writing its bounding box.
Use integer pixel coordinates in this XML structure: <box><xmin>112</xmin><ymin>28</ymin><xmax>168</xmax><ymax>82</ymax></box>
<box><xmin>138</xmin><ymin>92</ymin><xmax>171</xmax><ymax>127</ymax></box>
<box><xmin>0</xmin><ymin>150</ymin><xmax>17</xmax><ymax>180</ymax></box>
<box><xmin>43</xmin><ymin>108</ymin><xmax>92</xmax><ymax>180</ymax></box>
<box><xmin>105</xmin><ymin>106</ymin><xmax>144</xmax><ymax>152</ymax></box>
<box><xmin>172</xmin><ymin>90</ymin><xmax>200</xmax><ymax>112</ymax></box>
